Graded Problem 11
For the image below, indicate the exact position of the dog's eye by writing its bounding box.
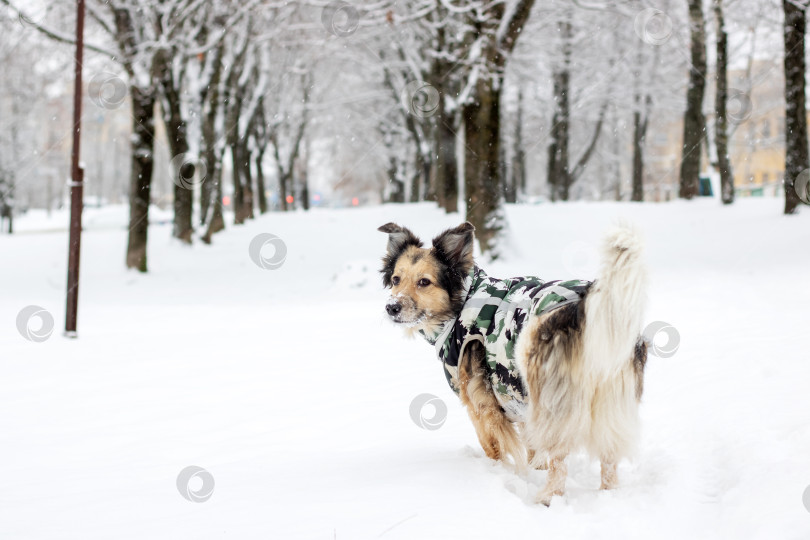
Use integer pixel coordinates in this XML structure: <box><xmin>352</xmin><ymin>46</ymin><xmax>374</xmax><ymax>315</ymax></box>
<box><xmin>417</xmin><ymin>278</ymin><xmax>431</xmax><ymax>288</ymax></box>
<box><xmin>392</xmin><ymin>276</ymin><xmax>400</xmax><ymax>286</ymax></box>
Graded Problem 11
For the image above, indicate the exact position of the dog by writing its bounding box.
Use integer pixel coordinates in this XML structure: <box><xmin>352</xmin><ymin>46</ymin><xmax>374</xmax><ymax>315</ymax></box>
<box><xmin>378</xmin><ymin>221</ymin><xmax>648</xmax><ymax>505</ymax></box>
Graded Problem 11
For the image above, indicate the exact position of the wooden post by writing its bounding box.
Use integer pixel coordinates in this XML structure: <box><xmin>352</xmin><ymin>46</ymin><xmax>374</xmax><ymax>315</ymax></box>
<box><xmin>65</xmin><ymin>0</ymin><xmax>85</xmax><ymax>337</ymax></box>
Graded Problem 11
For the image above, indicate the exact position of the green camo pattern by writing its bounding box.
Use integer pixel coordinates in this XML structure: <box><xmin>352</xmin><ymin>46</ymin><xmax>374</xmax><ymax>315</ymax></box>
<box><xmin>420</xmin><ymin>267</ymin><xmax>591</xmax><ymax>421</ymax></box>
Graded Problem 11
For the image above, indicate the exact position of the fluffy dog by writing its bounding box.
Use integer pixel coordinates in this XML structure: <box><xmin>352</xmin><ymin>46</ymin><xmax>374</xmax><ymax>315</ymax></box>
<box><xmin>378</xmin><ymin>221</ymin><xmax>648</xmax><ymax>505</ymax></box>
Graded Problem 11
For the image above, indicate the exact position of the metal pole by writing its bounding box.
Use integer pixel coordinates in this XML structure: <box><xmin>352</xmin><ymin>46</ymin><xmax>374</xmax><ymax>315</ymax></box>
<box><xmin>65</xmin><ymin>0</ymin><xmax>85</xmax><ymax>338</ymax></box>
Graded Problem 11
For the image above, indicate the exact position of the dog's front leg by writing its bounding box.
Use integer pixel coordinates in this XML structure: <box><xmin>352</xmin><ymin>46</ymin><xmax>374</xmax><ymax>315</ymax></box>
<box><xmin>457</xmin><ymin>342</ymin><xmax>523</xmax><ymax>464</ymax></box>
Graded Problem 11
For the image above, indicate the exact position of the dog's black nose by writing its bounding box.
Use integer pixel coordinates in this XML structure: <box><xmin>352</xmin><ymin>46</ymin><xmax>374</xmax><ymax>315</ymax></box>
<box><xmin>386</xmin><ymin>302</ymin><xmax>402</xmax><ymax>316</ymax></box>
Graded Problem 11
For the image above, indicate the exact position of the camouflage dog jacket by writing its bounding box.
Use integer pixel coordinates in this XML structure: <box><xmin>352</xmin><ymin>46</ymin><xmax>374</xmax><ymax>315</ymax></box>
<box><xmin>420</xmin><ymin>267</ymin><xmax>591</xmax><ymax>422</ymax></box>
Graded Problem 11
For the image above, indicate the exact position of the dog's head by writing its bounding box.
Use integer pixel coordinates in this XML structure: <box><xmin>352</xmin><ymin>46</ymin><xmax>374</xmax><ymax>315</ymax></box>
<box><xmin>378</xmin><ymin>222</ymin><xmax>475</xmax><ymax>335</ymax></box>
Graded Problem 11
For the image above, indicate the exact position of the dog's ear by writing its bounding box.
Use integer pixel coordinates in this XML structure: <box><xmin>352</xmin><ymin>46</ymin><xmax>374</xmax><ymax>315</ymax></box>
<box><xmin>378</xmin><ymin>223</ymin><xmax>422</xmax><ymax>256</ymax></box>
<box><xmin>432</xmin><ymin>222</ymin><xmax>475</xmax><ymax>275</ymax></box>
<box><xmin>378</xmin><ymin>223</ymin><xmax>422</xmax><ymax>287</ymax></box>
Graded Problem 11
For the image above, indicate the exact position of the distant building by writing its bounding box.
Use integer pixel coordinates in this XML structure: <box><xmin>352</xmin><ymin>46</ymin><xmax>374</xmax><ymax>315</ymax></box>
<box><xmin>727</xmin><ymin>59</ymin><xmax>785</xmax><ymax>197</ymax></box>
<box><xmin>643</xmin><ymin>58</ymin><xmax>788</xmax><ymax>201</ymax></box>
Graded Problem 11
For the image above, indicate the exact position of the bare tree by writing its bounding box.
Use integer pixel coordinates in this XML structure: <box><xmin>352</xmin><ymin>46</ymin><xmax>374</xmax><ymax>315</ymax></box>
<box><xmin>460</xmin><ymin>0</ymin><xmax>536</xmax><ymax>257</ymax></box>
<box><xmin>782</xmin><ymin>0</ymin><xmax>808</xmax><ymax>214</ymax></box>
<box><xmin>714</xmin><ymin>0</ymin><xmax>735</xmax><ymax>204</ymax></box>
<box><xmin>679</xmin><ymin>0</ymin><xmax>707</xmax><ymax>199</ymax></box>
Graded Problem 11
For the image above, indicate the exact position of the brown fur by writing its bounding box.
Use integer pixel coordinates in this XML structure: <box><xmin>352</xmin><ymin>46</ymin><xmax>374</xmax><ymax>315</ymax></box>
<box><xmin>457</xmin><ymin>341</ymin><xmax>525</xmax><ymax>467</ymax></box>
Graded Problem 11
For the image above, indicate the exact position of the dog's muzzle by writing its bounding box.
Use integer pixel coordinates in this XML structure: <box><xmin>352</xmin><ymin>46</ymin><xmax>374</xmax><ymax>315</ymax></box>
<box><xmin>386</xmin><ymin>295</ymin><xmax>419</xmax><ymax>324</ymax></box>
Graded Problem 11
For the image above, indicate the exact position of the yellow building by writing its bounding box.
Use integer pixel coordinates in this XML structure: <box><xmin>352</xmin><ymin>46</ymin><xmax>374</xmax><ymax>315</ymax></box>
<box><xmin>727</xmin><ymin>59</ymin><xmax>785</xmax><ymax>196</ymax></box>
<box><xmin>643</xmin><ymin>59</ymin><xmax>789</xmax><ymax>200</ymax></box>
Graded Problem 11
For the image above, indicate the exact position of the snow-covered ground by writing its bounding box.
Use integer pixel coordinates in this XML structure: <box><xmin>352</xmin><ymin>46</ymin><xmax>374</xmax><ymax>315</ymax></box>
<box><xmin>1</xmin><ymin>199</ymin><xmax>809</xmax><ymax>539</ymax></box>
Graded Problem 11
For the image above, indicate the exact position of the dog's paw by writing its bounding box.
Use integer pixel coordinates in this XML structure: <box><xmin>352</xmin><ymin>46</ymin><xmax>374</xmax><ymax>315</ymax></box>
<box><xmin>536</xmin><ymin>488</ymin><xmax>563</xmax><ymax>507</ymax></box>
<box><xmin>537</xmin><ymin>492</ymin><xmax>553</xmax><ymax>507</ymax></box>
<box><xmin>483</xmin><ymin>437</ymin><xmax>502</xmax><ymax>461</ymax></box>
<box><xmin>527</xmin><ymin>449</ymin><xmax>548</xmax><ymax>470</ymax></box>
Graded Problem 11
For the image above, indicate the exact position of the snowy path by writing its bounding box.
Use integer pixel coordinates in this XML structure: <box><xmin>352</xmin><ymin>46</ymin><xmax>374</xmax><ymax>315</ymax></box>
<box><xmin>1</xmin><ymin>199</ymin><xmax>809</xmax><ymax>539</ymax></box>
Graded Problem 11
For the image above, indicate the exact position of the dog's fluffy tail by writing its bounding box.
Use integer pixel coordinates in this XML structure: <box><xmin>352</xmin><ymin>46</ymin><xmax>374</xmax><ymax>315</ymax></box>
<box><xmin>582</xmin><ymin>222</ymin><xmax>647</xmax><ymax>378</ymax></box>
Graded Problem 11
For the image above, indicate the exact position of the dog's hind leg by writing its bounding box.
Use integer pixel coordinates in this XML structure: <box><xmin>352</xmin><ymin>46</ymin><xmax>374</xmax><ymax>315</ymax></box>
<box><xmin>600</xmin><ymin>461</ymin><xmax>618</xmax><ymax>490</ymax></box>
<box><xmin>457</xmin><ymin>341</ymin><xmax>524</xmax><ymax>466</ymax></box>
<box><xmin>538</xmin><ymin>454</ymin><xmax>568</xmax><ymax>506</ymax></box>
<box><xmin>526</xmin><ymin>446</ymin><xmax>548</xmax><ymax>470</ymax></box>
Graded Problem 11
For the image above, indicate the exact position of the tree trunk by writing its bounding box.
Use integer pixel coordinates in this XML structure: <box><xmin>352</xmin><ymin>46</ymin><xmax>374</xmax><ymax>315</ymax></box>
<box><xmin>421</xmin><ymin>155</ymin><xmax>433</xmax><ymax>202</ymax></box>
<box><xmin>409</xmin><ymin>160</ymin><xmax>421</xmax><ymax>203</ymax></box>
<box><xmin>387</xmin><ymin>156</ymin><xmax>405</xmax><ymax>203</ymax></box>
<box><xmin>429</xmin><ymin>16</ymin><xmax>459</xmax><ymax>214</ymax></box>
<box><xmin>547</xmin><ymin>66</ymin><xmax>571</xmax><ymax>201</ymax></box>
<box><xmin>783</xmin><ymin>0</ymin><xmax>808</xmax><ymax>214</ymax></box>
<box><xmin>200</xmin><ymin>111</ymin><xmax>217</xmax><ymax>226</ymax></box>
<box><xmin>631</xmin><ymin>92</ymin><xmax>648</xmax><ymax>202</ymax></box>
<box><xmin>510</xmin><ymin>88</ymin><xmax>525</xmax><ymax>203</ymax></box>
<box><xmin>256</xmin><ymin>152</ymin><xmax>268</xmax><ymax>214</ymax></box>
<box><xmin>714</xmin><ymin>0</ymin><xmax>734</xmax><ymax>205</ymax></box>
<box><xmin>631</xmin><ymin>108</ymin><xmax>644</xmax><ymax>202</ymax></box>
<box><xmin>200</xmin><ymin>43</ymin><xmax>224</xmax><ymax>228</ymax></box>
<box><xmin>435</xmin><ymin>112</ymin><xmax>459</xmax><ymax>213</ymax></box>
<box><xmin>239</xmin><ymin>140</ymin><xmax>254</xmax><ymax>219</ymax></box>
<box><xmin>461</xmin><ymin>0</ymin><xmax>535</xmax><ymax>255</ymax></box>
<box><xmin>463</xmin><ymin>77</ymin><xmax>503</xmax><ymax>256</ymax></box>
<box><xmin>679</xmin><ymin>0</ymin><xmax>707</xmax><ymax>199</ymax></box>
<box><xmin>125</xmin><ymin>85</ymin><xmax>156</xmax><ymax>272</ymax></box>
<box><xmin>299</xmin><ymin>154</ymin><xmax>310</xmax><ymax>211</ymax></box>
<box><xmin>230</xmin><ymin>141</ymin><xmax>245</xmax><ymax>223</ymax></box>
<box><xmin>155</xmin><ymin>50</ymin><xmax>194</xmax><ymax>243</ymax></box>
<box><xmin>278</xmin><ymin>170</ymin><xmax>289</xmax><ymax>211</ymax></box>
<box><xmin>498</xmin><ymin>143</ymin><xmax>514</xmax><ymax>203</ymax></box>
<box><xmin>201</xmin><ymin>151</ymin><xmax>225</xmax><ymax>244</ymax></box>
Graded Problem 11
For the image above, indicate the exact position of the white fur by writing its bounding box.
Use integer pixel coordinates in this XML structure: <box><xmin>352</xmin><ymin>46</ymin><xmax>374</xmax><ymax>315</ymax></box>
<box><xmin>583</xmin><ymin>221</ymin><xmax>648</xmax><ymax>379</ymax></box>
<box><xmin>515</xmin><ymin>222</ymin><xmax>648</xmax><ymax>501</ymax></box>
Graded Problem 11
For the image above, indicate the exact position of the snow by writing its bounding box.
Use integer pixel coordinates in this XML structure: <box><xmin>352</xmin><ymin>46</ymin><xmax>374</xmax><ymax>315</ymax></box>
<box><xmin>1</xmin><ymin>199</ymin><xmax>809</xmax><ymax>539</ymax></box>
